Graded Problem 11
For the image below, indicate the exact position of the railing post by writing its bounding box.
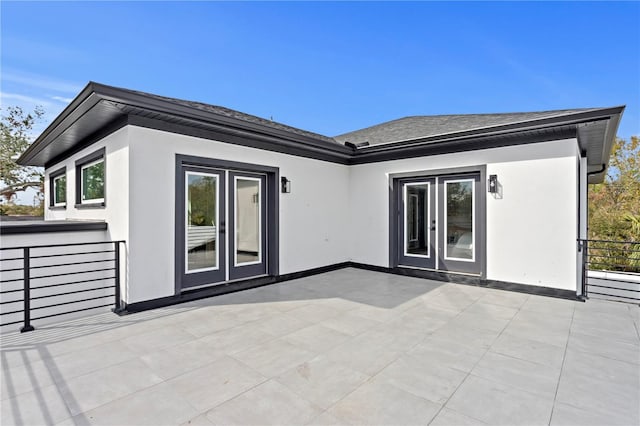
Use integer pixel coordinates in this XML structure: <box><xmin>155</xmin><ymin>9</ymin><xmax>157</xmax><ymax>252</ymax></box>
<box><xmin>582</xmin><ymin>239</ymin><xmax>588</xmax><ymax>299</ymax></box>
<box><xmin>21</xmin><ymin>247</ymin><xmax>34</xmax><ymax>332</ymax></box>
<box><xmin>112</xmin><ymin>242</ymin><xmax>124</xmax><ymax>314</ymax></box>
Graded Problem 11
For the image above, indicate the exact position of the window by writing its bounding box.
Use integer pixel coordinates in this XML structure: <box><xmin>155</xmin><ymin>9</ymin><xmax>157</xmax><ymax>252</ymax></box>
<box><xmin>75</xmin><ymin>148</ymin><xmax>106</xmax><ymax>207</ymax></box>
<box><xmin>49</xmin><ymin>167</ymin><xmax>67</xmax><ymax>208</ymax></box>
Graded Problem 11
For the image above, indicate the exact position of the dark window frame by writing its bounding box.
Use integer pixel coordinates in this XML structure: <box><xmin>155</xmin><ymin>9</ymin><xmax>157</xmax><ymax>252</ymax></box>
<box><xmin>75</xmin><ymin>147</ymin><xmax>106</xmax><ymax>208</ymax></box>
<box><xmin>48</xmin><ymin>166</ymin><xmax>67</xmax><ymax>209</ymax></box>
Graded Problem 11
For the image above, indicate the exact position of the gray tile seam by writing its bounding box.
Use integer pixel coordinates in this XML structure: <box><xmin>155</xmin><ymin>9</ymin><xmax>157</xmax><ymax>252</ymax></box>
<box><xmin>549</xmin><ymin>305</ymin><xmax>575</xmax><ymax>425</ymax></box>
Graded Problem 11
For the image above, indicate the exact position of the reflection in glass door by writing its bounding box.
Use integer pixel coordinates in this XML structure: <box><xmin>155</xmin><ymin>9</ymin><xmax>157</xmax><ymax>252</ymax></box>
<box><xmin>180</xmin><ymin>168</ymin><xmax>226</xmax><ymax>288</ymax></box>
<box><xmin>437</xmin><ymin>174</ymin><xmax>481</xmax><ymax>274</ymax></box>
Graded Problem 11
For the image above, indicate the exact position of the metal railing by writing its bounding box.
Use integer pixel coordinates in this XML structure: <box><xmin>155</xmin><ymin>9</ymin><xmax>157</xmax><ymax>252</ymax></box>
<box><xmin>580</xmin><ymin>239</ymin><xmax>640</xmax><ymax>303</ymax></box>
<box><xmin>0</xmin><ymin>241</ymin><xmax>124</xmax><ymax>332</ymax></box>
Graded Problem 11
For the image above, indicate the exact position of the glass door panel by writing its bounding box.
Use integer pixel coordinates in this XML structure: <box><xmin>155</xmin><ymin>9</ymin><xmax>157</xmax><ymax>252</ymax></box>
<box><xmin>397</xmin><ymin>178</ymin><xmax>436</xmax><ymax>269</ymax></box>
<box><xmin>437</xmin><ymin>174</ymin><xmax>481</xmax><ymax>274</ymax></box>
<box><xmin>229</xmin><ymin>172</ymin><xmax>267</xmax><ymax>280</ymax></box>
<box><xmin>444</xmin><ymin>180</ymin><xmax>474</xmax><ymax>261</ymax></box>
<box><xmin>186</xmin><ymin>172</ymin><xmax>219</xmax><ymax>272</ymax></box>
<box><xmin>178</xmin><ymin>168</ymin><xmax>226</xmax><ymax>289</ymax></box>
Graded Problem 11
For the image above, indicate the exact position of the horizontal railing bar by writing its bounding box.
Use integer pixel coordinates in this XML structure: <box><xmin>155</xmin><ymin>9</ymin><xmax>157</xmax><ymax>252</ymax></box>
<box><xmin>31</xmin><ymin>267</ymin><xmax>116</xmax><ymax>280</ymax></box>
<box><xmin>30</xmin><ymin>285</ymin><xmax>115</xmax><ymax>300</ymax></box>
<box><xmin>0</xmin><ymin>319</ymin><xmax>26</xmax><ymax>326</ymax></box>
<box><xmin>0</xmin><ymin>257</ymin><xmax>24</xmax><ymax>262</ymax></box>
<box><xmin>587</xmin><ymin>291</ymin><xmax>640</xmax><ymax>301</ymax></box>
<box><xmin>31</xmin><ymin>303</ymin><xmax>114</xmax><ymax>321</ymax></box>
<box><xmin>0</xmin><ymin>288</ymin><xmax>24</xmax><ymax>294</ymax></box>
<box><xmin>0</xmin><ymin>299</ymin><xmax>24</xmax><ymax>305</ymax></box>
<box><xmin>0</xmin><ymin>267</ymin><xmax>25</xmax><ymax>273</ymax></box>
<box><xmin>581</xmin><ymin>238</ymin><xmax>640</xmax><ymax>245</ymax></box>
<box><xmin>1</xmin><ymin>308</ymin><xmax>26</xmax><ymax>316</ymax></box>
<box><xmin>30</xmin><ymin>258</ymin><xmax>115</xmax><ymax>270</ymax></box>
<box><xmin>30</xmin><ymin>294</ymin><xmax>115</xmax><ymax>311</ymax></box>
<box><xmin>30</xmin><ymin>276</ymin><xmax>116</xmax><ymax>291</ymax></box>
<box><xmin>30</xmin><ymin>250</ymin><xmax>115</xmax><ymax>259</ymax></box>
<box><xmin>1</xmin><ymin>240</ymin><xmax>125</xmax><ymax>251</ymax></box>
<box><xmin>587</xmin><ymin>283</ymin><xmax>640</xmax><ymax>292</ymax></box>
<box><xmin>0</xmin><ymin>278</ymin><xmax>24</xmax><ymax>284</ymax></box>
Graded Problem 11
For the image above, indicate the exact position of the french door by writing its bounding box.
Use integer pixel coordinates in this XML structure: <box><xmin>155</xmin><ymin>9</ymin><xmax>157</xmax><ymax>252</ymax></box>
<box><xmin>177</xmin><ymin>167</ymin><xmax>267</xmax><ymax>290</ymax></box>
<box><xmin>396</xmin><ymin>173</ymin><xmax>483</xmax><ymax>275</ymax></box>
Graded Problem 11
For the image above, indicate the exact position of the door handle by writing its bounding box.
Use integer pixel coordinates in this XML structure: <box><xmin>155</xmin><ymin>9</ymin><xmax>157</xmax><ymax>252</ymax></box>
<box><xmin>430</xmin><ymin>220</ymin><xmax>436</xmax><ymax>231</ymax></box>
<box><xmin>219</xmin><ymin>221</ymin><xmax>226</xmax><ymax>234</ymax></box>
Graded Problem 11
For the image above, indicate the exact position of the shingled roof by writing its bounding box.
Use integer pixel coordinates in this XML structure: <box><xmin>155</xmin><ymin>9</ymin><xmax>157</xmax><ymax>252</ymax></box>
<box><xmin>334</xmin><ymin>109</ymin><xmax>599</xmax><ymax>146</ymax></box>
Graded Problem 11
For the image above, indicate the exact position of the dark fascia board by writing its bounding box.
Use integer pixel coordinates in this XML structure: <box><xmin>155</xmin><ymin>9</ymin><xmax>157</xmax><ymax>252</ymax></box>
<box><xmin>91</xmin><ymin>83</ymin><xmax>352</xmax><ymax>155</ymax></box>
<box><xmin>18</xmin><ymin>81</ymin><xmax>625</xmax><ymax>169</ymax></box>
<box><xmin>0</xmin><ymin>221</ymin><xmax>107</xmax><ymax>235</ymax></box>
<box><xmin>354</xmin><ymin>106</ymin><xmax>625</xmax><ymax>154</ymax></box>
<box><xmin>587</xmin><ymin>107</ymin><xmax>624</xmax><ymax>184</ymax></box>
<box><xmin>17</xmin><ymin>82</ymin><xmax>103</xmax><ymax>166</ymax></box>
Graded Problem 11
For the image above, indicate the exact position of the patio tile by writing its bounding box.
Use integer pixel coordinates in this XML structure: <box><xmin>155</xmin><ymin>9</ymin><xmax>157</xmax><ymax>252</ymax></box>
<box><xmin>1</xmin><ymin>384</ymin><xmax>71</xmax><ymax>426</ymax></box>
<box><xmin>167</xmin><ymin>355</ymin><xmax>266</xmax><ymax>412</ymax></box>
<box><xmin>520</xmin><ymin>295</ymin><xmax>576</xmax><ymax>319</ymax></box>
<box><xmin>446</xmin><ymin>375</ymin><xmax>554</xmax><ymax>425</ymax></box>
<box><xmin>319</xmin><ymin>311</ymin><xmax>380</xmax><ymax>336</ymax></box>
<box><xmin>570</xmin><ymin>312</ymin><xmax>639</xmax><ymax>344</ymax></box>
<box><xmin>175</xmin><ymin>311</ymin><xmax>244</xmax><ymax>338</ymax></box>
<box><xmin>282</xmin><ymin>324</ymin><xmax>350</xmax><ymax>353</ymax></box>
<box><xmin>74</xmin><ymin>382</ymin><xmax>199</xmax><ymax>426</ymax></box>
<box><xmin>205</xmin><ymin>380</ymin><xmax>321</xmax><ymax>425</ymax></box>
<box><xmin>377</xmin><ymin>354</ymin><xmax>467</xmax><ymax>404</ymax></box>
<box><xmin>328</xmin><ymin>377</ymin><xmax>441</xmax><ymax>425</ymax></box>
<box><xmin>180</xmin><ymin>414</ymin><xmax>214</xmax><ymax>426</ymax></box>
<box><xmin>550</xmin><ymin>402</ymin><xmax>635</xmax><ymax>426</ymax></box>
<box><xmin>1</xmin><ymin>357</ymin><xmax>57</xmax><ymax>400</ymax></box>
<box><xmin>470</xmin><ymin>351</ymin><xmax>561</xmax><ymax>398</ymax></box>
<box><xmin>197</xmin><ymin>322</ymin><xmax>275</xmax><ymax>355</ymax></box>
<box><xmin>490</xmin><ymin>332</ymin><xmax>566</xmax><ymax>369</ymax></box>
<box><xmin>556</xmin><ymin>350</ymin><xmax>640</xmax><ymax>422</ymax></box>
<box><xmin>408</xmin><ymin>335</ymin><xmax>488</xmax><ymax>373</ymax></box>
<box><xmin>120</xmin><ymin>325</ymin><xmax>198</xmax><ymax>355</ymax></box>
<box><xmin>287</xmin><ymin>304</ymin><xmax>344</xmax><ymax>323</ymax></box>
<box><xmin>503</xmin><ymin>310</ymin><xmax>571</xmax><ymax>347</ymax></box>
<box><xmin>430</xmin><ymin>323</ymin><xmax>500</xmax><ymax>349</ymax></box>
<box><xmin>251</xmin><ymin>312</ymin><xmax>312</xmax><ymax>337</ymax></box>
<box><xmin>324</xmin><ymin>334</ymin><xmax>404</xmax><ymax>376</ymax></box>
<box><xmin>464</xmin><ymin>301</ymin><xmax>519</xmax><ymax>320</ymax></box>
<box><xmin>429</xmin><ymin>407</ymin><xmax>487</xmax><ymax>425</ymax></box>
<box><xmin>446</xmin><ymin>310</ymin><xmax>512</xmax><ymax>333</ymax></box>
<box><xmin>139</xmin><ymin>338</ymin><xmax>226</xmax><ymax>380</ymax></box>
<box><xmin>231</xmin><ymin>338</ymin><xmax>316</xmax><ymax>377</ymax></box>
<box><xmin>57</xmin><ymin>358</ymin><xmax>163</xmax><ymax>416</ymax></box>
<box><xmin>477</xmin><ymin>290</ymin><xmax>529</xmax><ymax>309</ymax></box>
<box><xmin>275</xmin><ymin>355</ymin><xmax>369</xmax><ymax>409</ymax></box>
<box><xmin>305</xmin><ymin>411</ymin><xmax>342</xmax><ymax>425</ymax></box>
<box><xmin>43</xmin><ymin>340</ymin><xmax>138</xmax><ymax>383</ymax></box>
<box><xmin>349</xmin><ymin>304</ymin><xmax>400</xmax><ymax>323</ymax></box>
<box><xmin>567</xmin><ymin>330</ymin><xmax>639</xmax><ymax>365</ymax></box>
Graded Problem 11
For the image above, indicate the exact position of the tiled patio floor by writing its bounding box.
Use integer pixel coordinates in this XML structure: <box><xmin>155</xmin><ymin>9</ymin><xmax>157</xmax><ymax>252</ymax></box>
<box><xmin>1</xmin><ymin>268</ymin><xmax>638</xmax><ymax>425</ymax></box>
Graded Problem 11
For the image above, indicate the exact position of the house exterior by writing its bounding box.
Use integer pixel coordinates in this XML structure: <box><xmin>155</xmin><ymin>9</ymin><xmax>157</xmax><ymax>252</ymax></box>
<box><xmin>16</xmin><ymin>82</ymin><xmax>624</xmax><ymax>311</ymax></box>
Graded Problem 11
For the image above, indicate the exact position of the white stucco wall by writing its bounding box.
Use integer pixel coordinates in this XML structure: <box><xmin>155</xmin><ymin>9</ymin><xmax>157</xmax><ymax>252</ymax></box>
<box><xmin>348</xmin><ymin>139</ymin><xmax>580</xmax><ymax>290</ymax></box>
<box><xmin>126</xmin><ymin>126</ymin><xmax>351</xmax><ymax>303</ymax></box>
<box><xmin>43</xmin><ymin>127</ymin><xmax>130</xmax><ymax>244</ymax></box>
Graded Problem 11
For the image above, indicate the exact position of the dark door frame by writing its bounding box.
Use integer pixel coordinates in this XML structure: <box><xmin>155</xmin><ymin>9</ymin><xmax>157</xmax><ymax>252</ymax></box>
<box><xmin>389</xmin><ymin>165</ymin><xmax>487</xmax><ymax>278</ymax></box>
<box><xmin>175</xmin><ymin>154</ymin><xmax>279</xmax><ymax>294</ymax></box>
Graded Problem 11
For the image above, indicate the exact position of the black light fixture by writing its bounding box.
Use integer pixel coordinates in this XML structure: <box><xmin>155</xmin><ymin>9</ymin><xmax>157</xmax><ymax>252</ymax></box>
<box><xmin>488</xmin><ymin>174</ymin><xmax>498</xmax><ymax>193</ymax></box>
<box><xmin>281</xmin><ymin>176</ymin><xmax>291</xmax><ymax>193</ymax></box>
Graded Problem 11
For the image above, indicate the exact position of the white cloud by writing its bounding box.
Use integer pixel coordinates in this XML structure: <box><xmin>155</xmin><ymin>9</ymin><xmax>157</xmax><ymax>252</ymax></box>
<box><xmin>0</xmin><ymin>91</ymin><xmax>55</xmax><ymax>107</ymax></box>
<box><xmin>51</xmin><ymin>96</ymin><xmax>74</xmax><ymax>104</ymax></box>
<box><xmin>2</xmin><ymin>71</ymin><xmax>83</xmax><ymax>94</ymax></box>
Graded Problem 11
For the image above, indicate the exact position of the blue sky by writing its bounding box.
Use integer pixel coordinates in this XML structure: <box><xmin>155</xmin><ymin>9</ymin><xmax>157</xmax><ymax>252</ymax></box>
<box><xmin>2</xmin><ymin>1</ymin><xmax>639</xmax><ymax>141</ymax></box>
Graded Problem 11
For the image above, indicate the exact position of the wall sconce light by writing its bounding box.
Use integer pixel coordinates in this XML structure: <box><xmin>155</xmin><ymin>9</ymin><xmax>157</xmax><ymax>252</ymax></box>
<box><xmin>488</xmin><ymin>174</ymin><xmax>498</xmax><ymax>193</ymax></box>
<box><xmin>281</xmin><ymin>177</ymin><xmax>291</xmax><ymax>193</ymax></box>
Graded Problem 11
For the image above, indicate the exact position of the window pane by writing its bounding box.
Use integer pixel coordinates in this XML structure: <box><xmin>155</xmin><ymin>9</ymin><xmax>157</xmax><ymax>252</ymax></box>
<box><xmin>187</xmin><ymin>174</ymin><xmax>217</xmax><ymax>271</ymax></box>
<box><xmin>82</xmin><ymin>161</ymin><xmax>104</xmax><ymax>201</ymax></box>
<box><xmin>236</xmin><ymin>179</ymin><xmax>260</xmax><ymax>265</ymax></box>
<box><xmin>446</xmin><ymin>181</ymin><xmax>473</xmax><ymax>260</ymax></box>
<box><xmin>54</xmin><ymin>176</ymin><xmax>66</xmax><ymax>204</ymax></box>
<box><xmin>405</xmin><ymin>184</ymin><xmax>429</xmax><ymax>256</ymax></box>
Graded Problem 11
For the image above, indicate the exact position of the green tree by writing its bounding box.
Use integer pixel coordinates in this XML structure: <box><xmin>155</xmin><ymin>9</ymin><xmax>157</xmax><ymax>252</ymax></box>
<box><xmin>588</xmin><ymin>136</ymin><xmax>640</xmax><ymax>271</ymax></box>
<box><xmin>0</xmin><ymin>106</ymin><xmax>45</xmax><ymax>208</ymax></box>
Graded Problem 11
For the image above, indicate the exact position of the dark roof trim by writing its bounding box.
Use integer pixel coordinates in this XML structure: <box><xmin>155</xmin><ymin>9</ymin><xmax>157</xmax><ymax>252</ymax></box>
<box><xmin>0</xmin><ymin>220</ymin><xmax>107</xmax><ymax>235</ymax></box>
